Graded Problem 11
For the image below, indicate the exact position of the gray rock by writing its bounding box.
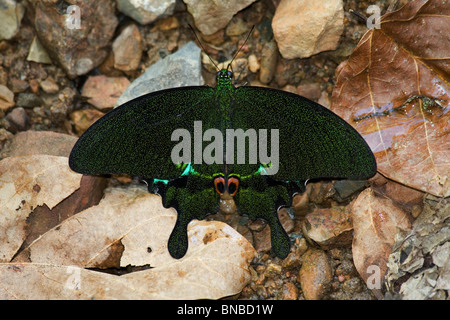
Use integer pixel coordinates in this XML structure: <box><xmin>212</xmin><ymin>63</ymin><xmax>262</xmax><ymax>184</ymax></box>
<box><xmin>0</xmin><ymin>0</ymin><xmax>24</xmax><ymax>41</ymax></box>
<box><xmin>334</xmin><ymin>179</ymin><xmax>368</xmax><ymax>200</ymax></box>
<box><xmin>16</xmin><ymin>92</ymin><xmax>43</xmax><ymax>109</ymax></box>
<box><xmin>116</xmin><ymin>0</ymin><xmax>176</xmax><ymax>25</ymax></box>
<box><xmin>115</xmin><ymin>41</ymin><xmax>203</xmax><ymax>107</ymax></box>
<box><xmin>6</xmin><ymin>107</ymin><xmax>30</xmax><ymax>133</ymax></box>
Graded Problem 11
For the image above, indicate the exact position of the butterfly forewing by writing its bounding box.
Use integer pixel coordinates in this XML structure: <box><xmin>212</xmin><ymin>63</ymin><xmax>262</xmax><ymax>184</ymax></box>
<box><xmin>69</xmin><ymin>86</ymin><xmax>216</xmax><ymax>180</ymax></box>
<box><xmin>232</xmin><ymin>86</ymin><xmax>377</xmax><ymax>181</ymax></box>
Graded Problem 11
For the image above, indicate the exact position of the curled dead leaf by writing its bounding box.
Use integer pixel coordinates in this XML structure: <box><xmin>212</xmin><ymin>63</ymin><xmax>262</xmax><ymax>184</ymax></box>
<box><xmin>331</xmin><ymin>0</ymin><xmax>450</xmax><ymax>197</ymax></box>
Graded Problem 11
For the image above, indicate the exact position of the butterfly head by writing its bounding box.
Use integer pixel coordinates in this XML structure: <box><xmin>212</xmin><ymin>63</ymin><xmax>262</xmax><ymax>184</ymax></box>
<box><xmin>217</xmin><ymin>69</ymin><xmax>233</xmax><ymax>81</ymax></box>
<box><xmin>213</xmin><ymin>174</ymin><xmax>239</xmax><ymax>199</ymax></box>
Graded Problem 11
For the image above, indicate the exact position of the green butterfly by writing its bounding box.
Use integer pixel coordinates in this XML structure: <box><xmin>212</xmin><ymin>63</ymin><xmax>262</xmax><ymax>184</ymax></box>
<box><xmin>69</xmin><ymin>67</ymin><xmax>376</xmax><ymax>259</ymax></box>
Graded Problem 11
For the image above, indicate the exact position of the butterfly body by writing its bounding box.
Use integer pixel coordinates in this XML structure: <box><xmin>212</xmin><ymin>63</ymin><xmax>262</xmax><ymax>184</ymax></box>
<box><xmin>69</xmin><ymin>68</ymin><xmax>376</xmax><ymax>259</ymax></box>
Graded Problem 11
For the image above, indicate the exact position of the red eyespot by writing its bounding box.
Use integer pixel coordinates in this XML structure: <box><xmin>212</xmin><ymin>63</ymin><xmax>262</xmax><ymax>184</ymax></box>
<box><xmin>227</xmin><ymin>177</ymin><xmax>239</xmax><ymax>196</ymax></box>
<box><xmin>214</xmin><ymin>176</ymin><xmax>225</xmax><ymax>195</ymax></box>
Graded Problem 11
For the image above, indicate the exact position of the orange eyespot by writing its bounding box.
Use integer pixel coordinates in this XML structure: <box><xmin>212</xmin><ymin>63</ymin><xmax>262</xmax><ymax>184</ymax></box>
<box><xmin>227</xmin><ymin>177</ymin><xmax>239</xmax><ymax>196</ymax></box>
<box><xmin>214</xmin><ymin>176</ymin><xmax>225</xmax><ymax>195</ymax></box>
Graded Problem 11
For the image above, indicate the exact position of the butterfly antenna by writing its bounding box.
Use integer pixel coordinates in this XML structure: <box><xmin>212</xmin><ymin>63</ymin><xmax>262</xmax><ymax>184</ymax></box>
<box><xmin>188</xmin><ymin>24</ymin><xmax>219</xmax><ymax>71</ymax></box>
<box><xmin>228</xmin><ymin>25</ymin><xmax>255</xmax><ymax>71</ymax></box>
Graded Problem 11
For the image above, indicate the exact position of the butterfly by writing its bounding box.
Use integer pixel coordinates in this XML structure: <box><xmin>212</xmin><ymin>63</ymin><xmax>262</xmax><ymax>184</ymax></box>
<box><xmin>69</xmin><ymin>46</ymin><xmax>376</xmax><ymax>260</ymax></box>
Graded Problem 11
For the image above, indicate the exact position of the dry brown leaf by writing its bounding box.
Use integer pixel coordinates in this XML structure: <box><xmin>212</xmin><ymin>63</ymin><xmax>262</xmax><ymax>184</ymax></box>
<box><xmin>8</xmin><ymin>187</ymin><xmax>255</xmax><ymax>299</ymax></box>
<box><xmin>0</xmin><ymin>155</ymin><xmax>81</xmax><ymax>262</ymax></box>
<box><xmin>0</xmin><ymin>253</ymin><xmax>252</xmax><ymax>300</ymax></box>
<box><xmin>331</xmin><ymin>0</ymin><xmax>450</xmax><ymax>197</ymax></box>
<box><xmin>351</xmin><ymin>188</ymin><xmax>412</xmax><ymax>297</ymax></box>
<box><xmin>0</xmin><ymin>132</ymin><xmax>106</xmax><ymax>252</ymax></box>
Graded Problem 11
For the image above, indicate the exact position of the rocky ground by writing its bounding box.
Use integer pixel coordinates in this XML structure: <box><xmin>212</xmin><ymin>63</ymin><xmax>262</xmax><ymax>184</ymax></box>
<box><xmin>1</xmin><ymin>0</ymin><xmax>447</xmax><ymax>300</ymax></box>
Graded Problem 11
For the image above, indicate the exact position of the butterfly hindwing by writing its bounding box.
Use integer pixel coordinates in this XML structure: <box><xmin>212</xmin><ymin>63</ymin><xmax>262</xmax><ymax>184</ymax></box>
<box><xmin>233</xmin><ymin>174</ymin><xmax>292</xmax><ymax>258</ymax></box>
<box><xmin>149</xmin><ymin>174</ymin><xmax>220</xmax><ymax>259</ymax></box>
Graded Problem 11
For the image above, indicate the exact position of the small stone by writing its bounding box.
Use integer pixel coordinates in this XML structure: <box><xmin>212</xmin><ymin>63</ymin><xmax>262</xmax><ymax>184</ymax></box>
<box><xmin>6</xmin><ymin>107</ymin><xmax>29</xmax><ymax>133</ymax></box>
<box><xmin>225</xmin><ymin>16</ymin><xmax>249</xmax><ymax>37</ymax></box>
<box><xmin>248</xmin><ymin>54</ymin><xmax>260</xmax><ymax>73</ymax></box>
<box><xmin>116</xmin><ymin>0</ymin><xmax>176</xmax><ymax>25</ymax></box>
<box><xmin>292</xmin><ymin>192</ymin><xmax>309</xmax><ymax>216</ymax></box>
<box><xmin>317</xmin><ymin>91</ymin><xmax>331</xmax><ymax>108</ymax></box>
<box><xmin>0</xmin><ymin>128</ymin><xmax>13</xmax><ymax>150</ymax></box>
<box><xmin>247</xmin><ymin>219</ymin><xmax>266</xmax><ymax>232</ymax></box>
<box><xmin>264</xmin><ymin>263</ymin><xmax>282</xmax><ymax>277</ymax></box>
<box><xmin>259</xmin><ymin>41</ymin><xmax>278</xmax><ymax>84</ymax></box>
<box><xmin>253</xmin><ymin>224</ymin><xmax>272</xmax><ymax>254</ymax></box>
<box><xmin>15</xmin><ymin>92</ymin><xmax>42</xmax><ymax>109</ymax></box>
<box><xmin>296</xmin><ymin>83</ymin><xmax>322</xmax><ymax>102</ymax></box>
<box><xmin>272</xmin><ymin>0</ymin><xmax>344</xmax><ymax>59</ymax></box>
<box><xmin>278</xmin><ymin>208</ymin><xmax>294</xmax><ymax>233</ymax></box>
<box><xmin>27</xmin><ymin>36</ymin><xmax>52</xmax><ymax>64</ymax></box>
<box><xmin>282</xmin><ymin>85</ymin><xmax>297</xmax><ymax>94</ymax></box>
<box><xmin>113</xmin><ymin>24</ymin><xmax>143</xmax><ymax>72</ymax></box>
<box><xmin>342</xmin><ymin>277</ymin><xmax>363</xmax><ymax>294</ymax></box>
<box><xmin>154</xmin><ymin>16</ymin><xmax>180</xmax><ymax>31</ymax></box>
<box><xmin>333</xmin><ymin>179</ymin><xmax>368</xmax><ymax>200</ymax></box>
<box><xmin>9</xmin><ymin>79</ymin><xmax>29</xmax><ymax>93</ymax></box>
<box><xmin>198</xmin><ymin>28</ymin><xmax>225</xmax><ymax>46</ymax></box>
<box><xmin>0</xmin><ymin>84</ymin><xmax>14</xmax><ymax>111</ymax></box>
<box><xmin>0</xmin><ymin>0</ymin><xmax>25</xmax><ymax>41</ymax></box>
<box><xmin>70</xmin><ymin>109</ymin><xmax>105</xmax><ymax>135</ymax></box>
<box><xmin>28</xmin><ymin>79</ymin><xmax>39</xmax><ymax>93</ymax></box>
<box><xmin>281</xmin><ymin>244</ymin><xmax>304</xmax><ymax>269</ymax></box>
<box><xmin>97</xmin><ymin>52</ymin><xmax>124</xmax><ymax>77</ymax></box>
<box><xmin>82</xmin><ymin>75</ymin><xmax>130</xmax><ymax>110</ymax></box>
<box><xmin>39</xmin><ymin>77</ymin><xmax>59</xmax><ymax>94</ymax></box>
<box><xmin>184</xmin><ymin>0</ymin><xmax>257</xmax><ymax>35</ymax></box>
<box><xmin>308</xmin><ymin>181</ymin><xmax>335</xmax><ymax>205</ymax></box>
<box><xmin>299</xmin><ymin>248</ymin><xmax>333</xmax><ymax>300</ymax></box>
<box><xmin>304</xmin><ymin>206</ymin><xmax>353</xmax><ymax>248</ymax></box>
<box><xmin>282</xmin><ymin>282</ymin><xmax>298</xmax><ymax>300</ymax></box>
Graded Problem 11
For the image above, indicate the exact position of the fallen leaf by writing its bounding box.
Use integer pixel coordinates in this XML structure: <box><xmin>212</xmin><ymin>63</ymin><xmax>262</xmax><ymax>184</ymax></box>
<box><xmin>21</xmin><ymin>175</ymin><xmax>107</xmax><ymax>250</ymax></box>
<box><xmin>385</xmin><ymin>197</ymin><xmax>450</xmax><ymax>299</ymax></box>
<box><xmin>0</xmin><ymin>132</ymin><xmax>106</xmax><ymax>250</ymax></box>
<box><xmin>331</xmin><ymin>0</ymin><xmax>450</xmax><ymax>197</ymax></box>
<box><xmin>351</xmin><ymin>188</ymin><xmax>412</xmax><ymax>298</ymax></box>
<box><xmin>9</xmin><ymin>186</ymin><xmax>256</xmax><ymax>299</ymax></box>
<box><xmin>0</xmin><ymin>155</ymin><xmax>82</xmax><ymax>262</ymax></box>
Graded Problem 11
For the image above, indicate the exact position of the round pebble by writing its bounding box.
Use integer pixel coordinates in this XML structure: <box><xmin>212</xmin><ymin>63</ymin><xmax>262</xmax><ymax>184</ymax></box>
<box><xmin>299</xmin><ymin>248</ymin><xmax>333</xmax><ymax>300</ymax></box>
